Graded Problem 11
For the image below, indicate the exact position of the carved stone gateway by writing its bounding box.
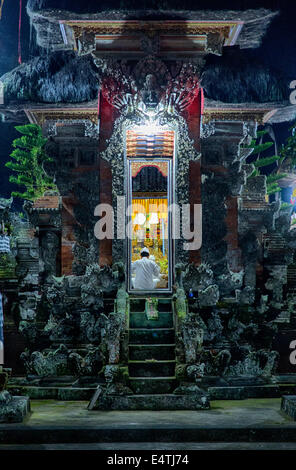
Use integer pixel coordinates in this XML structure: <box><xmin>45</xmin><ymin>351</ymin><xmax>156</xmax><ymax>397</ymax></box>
<box><xmin>1</xmin><ymin>7</ymin><xmax>295</xmax><ymax>411</ymax></box>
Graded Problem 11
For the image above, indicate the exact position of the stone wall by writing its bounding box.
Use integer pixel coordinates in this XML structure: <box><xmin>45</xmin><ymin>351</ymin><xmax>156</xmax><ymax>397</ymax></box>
<box><xmin>45</xmin><ymin>121</ymin><xmax>100</xmax><ymax>275</ymax></box>
<box><xmin>200</xmin><ymin>121</ymin><xmax>253</xmax><ymax>292</ymax></box>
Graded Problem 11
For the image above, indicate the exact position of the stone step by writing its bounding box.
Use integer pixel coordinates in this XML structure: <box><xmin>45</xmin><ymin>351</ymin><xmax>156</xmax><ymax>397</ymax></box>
<box><xmin>282</xmin><ymin>395</ymin><xmax>296</xmax><ymax>420</ymax></box>
<box><xmin>9</xmin><ymin>383</ymin><xmax>295</xmax><ymax>401</ymax></box>
<box><xmin>129</xmin><ymin>299</ymin><xmax>146</xmax><ymax>313</ymax></box>
<box><xmin>0</xmin><ymin>395</ymin><xmax>31</xmax><ymax>424</ymax></box>
<box><xmin>129</xmin><ymin>298</ymin><xmax>172</xmax><ymax>314</ymax></box>
<box><xmin>129</xmin><ymin>312</ymin><xmax>173</xmax><ymax>328</ymax></box>
<box><xmin>129</xmin><ymin>344</ymin><xmax>175</xmax><ymax>361</ymax></box>
<box><xmin>92</xmin><ymin>393</ymin><xmax>209</xmax><ymax>411</ymax></box>
<box><xmin>129</xmin><ymin>377</ymin><xmax>176</xmax><ymax>394</ymax></box>
<box><xmin>274</xmin><ymin>375</ymin><xmax>296</xmax><ymax>384</ymax></box>
<box><xmin>158</xmin><ymin>300</ymin><xmax>173</xmax><ymax>312</ymax></box>
<box><xmin>208</xmin><ymin>384</ymin><xmax>296</xmax><ymax>400</ymax></box>
<box><xmin>129</xmin><ymin>328</ymin><xmax>175</xmax><ymax>344</ymax></box>
<box><xmin>6</xmin><ymin>386</ymin><xmax>95</xmax><ymax>400</ymax></box>
<box><xmin>129</xmin><ymin>360</ymin><xmax>176</xmax><ymax>377</ymax></box>
<box><xmin>3</xmin><ymin>424</ymin><xmax>296</xmax><ymax>445</ymax></box>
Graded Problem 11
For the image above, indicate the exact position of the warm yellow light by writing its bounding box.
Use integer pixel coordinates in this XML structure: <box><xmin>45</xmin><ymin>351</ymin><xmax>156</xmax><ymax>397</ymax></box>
<box><xmin>134</xmin><ymin>213</ymin><xmax>146</xmax><ymax>225</ymax></box>
<box><xmin>149</xmin><ymin>212</ymin><xmax>159</xmax><ymax>224</ymax></box>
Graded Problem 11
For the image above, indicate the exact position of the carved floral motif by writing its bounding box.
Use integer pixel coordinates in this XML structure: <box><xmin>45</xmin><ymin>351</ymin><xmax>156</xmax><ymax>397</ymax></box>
<box><xmin>96</xmin><ymin>56</ymin><xmax>202</xmax><ymax>118</ymax></box>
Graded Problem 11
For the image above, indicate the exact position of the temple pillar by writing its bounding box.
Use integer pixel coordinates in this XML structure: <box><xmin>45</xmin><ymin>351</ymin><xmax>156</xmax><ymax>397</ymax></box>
<box><xmin>201</xmin><ymin>120</ymin><xmax>249</xmax><ymax>294</ymax></box>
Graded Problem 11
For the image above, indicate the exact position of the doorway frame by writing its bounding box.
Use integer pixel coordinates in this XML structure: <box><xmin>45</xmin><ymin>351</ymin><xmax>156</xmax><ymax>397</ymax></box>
<box><xmin>126</xmin><ymin>157</ymin><xmax>173</xmax><ymax>294</ymax></box>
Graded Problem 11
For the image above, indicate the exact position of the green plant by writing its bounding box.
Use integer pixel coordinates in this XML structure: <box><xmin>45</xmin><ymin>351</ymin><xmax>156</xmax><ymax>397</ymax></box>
<box><xmin>2</xmin><ymin>222</ymin><xmax>13</xmax><ymax>236</ymax></box>
<box><xmin>280</xmin><ymin>202</ymin><xmax>293</xmax><ymax>210</ymax></box>
<box><xmin>278</xmin><ymin>123</ymin><xmax>296</xmax><ymax>170</ymax></box>
<box><xmin>5</xmin><ymin>124</ymin><xmax>57</xmax><ymax>201</ymax></box>
<box><xmin>0</xmin><ymin>253</ymin><xmax>16</xmax><ymax>278</ymax></box>
<box><xmin>246</xmin><ymin>129</ymin><xmax>285</xmax><ymax>195</ymax></box>
<box><xmin>158</xmin><ymin>257</ymin><xmax>168</xmax><ymax>274</ymax></box>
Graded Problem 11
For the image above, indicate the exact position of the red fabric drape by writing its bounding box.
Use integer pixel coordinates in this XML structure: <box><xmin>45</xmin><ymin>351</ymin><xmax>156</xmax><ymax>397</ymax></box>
<box><xmin>200</xmin><ymin>87</ymin><xmax>204</xmax><ymax>116</ymax></box>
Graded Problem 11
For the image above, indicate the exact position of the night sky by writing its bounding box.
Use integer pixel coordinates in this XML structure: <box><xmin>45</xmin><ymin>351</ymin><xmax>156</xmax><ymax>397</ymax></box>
<box><xmin>0</xmin><ymin>0</ymin><xmax>296</xmax><ymax>205</ymax></box>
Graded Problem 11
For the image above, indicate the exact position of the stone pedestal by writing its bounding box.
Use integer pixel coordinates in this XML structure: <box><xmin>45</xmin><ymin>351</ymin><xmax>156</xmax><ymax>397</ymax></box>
<box><xmin>88</xmin><ymin>383</ymin><xmax>210</xmax><ymax>411</ymax></box>
<box><xmin>0</xmin><ymin>371</ymin><xmax>8</xmax><ymax>391</ymax></box>
<box><xmin>281</xmin><ymin>395</ymin><xmax>296</xmax><ymax>420</ymax></box>
<box><xmin>90</xmin><ymin>393</ymin><xmax>210</xmax><ymax>411</ymax></box>
<box><xmin>0</xmin><ymin>390</ymin><xmax>30</xmax><ymax>423</ymax></box>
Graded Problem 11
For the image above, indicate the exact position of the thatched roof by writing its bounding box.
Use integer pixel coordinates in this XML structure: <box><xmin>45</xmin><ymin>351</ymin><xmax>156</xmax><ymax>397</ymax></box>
<box><xmin>0</xmin><ymin>47</ymin><xmax>289</xmax><ymax>106</ymax></box>
<box><xmin>27</xmin><ymin>3</ymin><xmax>278</xmax><ymax>51</ymax></box>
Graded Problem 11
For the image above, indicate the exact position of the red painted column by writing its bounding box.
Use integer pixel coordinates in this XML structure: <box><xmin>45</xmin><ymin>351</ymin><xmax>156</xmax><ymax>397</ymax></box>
<box><xmin>98</xmin><ymin>93</ymin><xmax>118</xmax><ymax>266</ymax></box>
<box><xmin>99</xmin><ymin>159</ymin><xmax>113</xmax><ymax>266</ymax></box>
<box><xmin>184</xmin><ymin>91</ymin><xmax>202</xmax><ymax>265</ymax></box>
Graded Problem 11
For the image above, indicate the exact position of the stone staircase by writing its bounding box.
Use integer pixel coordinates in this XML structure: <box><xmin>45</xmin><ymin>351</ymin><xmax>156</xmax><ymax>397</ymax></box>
<box><xmin>98</xmin><ymin>296</ymin><xmax>209</xmax><ymax>410</ymax></box>
<box><xmin>128</xmin><ymin>298</ymin><xmax>177</xmax><ymax>395</ymax></box>
<box><xmin>88</xmin><ymin>296</ymin><xmax>209</xmax><ymax>410</ymax></box>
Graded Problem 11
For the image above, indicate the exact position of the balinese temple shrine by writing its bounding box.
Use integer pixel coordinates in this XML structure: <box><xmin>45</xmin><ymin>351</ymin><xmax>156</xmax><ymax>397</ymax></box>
<box><xmin>1</xmin><ymin>3</ymin><xmax>296</xmax><ymax>415</ymax></box>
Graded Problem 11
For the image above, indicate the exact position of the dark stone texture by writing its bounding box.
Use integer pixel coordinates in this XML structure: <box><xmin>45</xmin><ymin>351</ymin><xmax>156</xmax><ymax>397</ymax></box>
<box><xmin>275</xmin><ymin>375</ymin><xmax>296</xmax><ymax>384</ymax></box>
<box><xmin>0</xmin><ymin>392</ymin><xmax>30</xmax><ymax>423</ymax></box>
<box><xmin>281</xmin><ymin>395</ymin><xmax>296</xmax><ymax>420</ymax></box>
<box><xmin>129</xmin><ymin>328</ymin><xmax>175</xmax><ymax>344</ymax></box>
<box><xmin>7</xmin><ymin>385</ymin><xmax>96</xmax><ymax>400</ymax></box>
<box><xmin>129</xmin><ymin>360</ymin><xmax>176</xmax><ymax>378</ymax></box>
<box><xmin>92</xmin><ymin>393</ymin><xmax>210</xmax><ymax>411</ymax></box>
<box><xmin>225</xmin><ymin>376</ymin><xmax>267</xmax><ymax>386</ymax></box>
<box><xmin>129</xmin><ymin>344</ymin><xmax>175</xmax><ymax>361</ymax></box>
<box><xmin>129</xmin><ymin>378</ymin><xmax>176</xmax><ymax>394</ymax></box>
<box><xmin>209</xmin><ymin>386</ymin><xmax>246</xmax><ymax>400</ymax></box>
<box><xmin>0</xmin><ymin>372</ymin><xmax>8</xmax><ymax>392</ymax></box>
<box><xmin>129</xmin><ymin>312</ymin><xmax>173</xmax><ymax>329</ymax></box>
<box><xmin>209</xmin><ymin>384</ymin><xmax>294</xmax><ymax>400</ymax></box>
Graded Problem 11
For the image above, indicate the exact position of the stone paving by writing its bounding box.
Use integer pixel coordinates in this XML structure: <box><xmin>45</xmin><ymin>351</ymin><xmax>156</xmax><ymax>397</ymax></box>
<box><xmin>1</xmin><ymin>442</ymin><xmax>296</xmax><ymax>450</ymax></box>
<box><xmin>1</xmin><ymin>398</ymin><xmax>296</xmax><ymax>450</ymax></box>
<box><xmin>17</xmin><ymin>398</ymin><xmax>294</xmax><ymax>428</ymax></box>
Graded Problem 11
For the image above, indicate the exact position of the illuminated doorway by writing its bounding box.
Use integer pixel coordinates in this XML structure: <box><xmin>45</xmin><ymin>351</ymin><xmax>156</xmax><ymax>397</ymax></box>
<box><xmin>126</xmin><ymin>127</ymin><xmax>174</xmax><ymax>293</ymax></box>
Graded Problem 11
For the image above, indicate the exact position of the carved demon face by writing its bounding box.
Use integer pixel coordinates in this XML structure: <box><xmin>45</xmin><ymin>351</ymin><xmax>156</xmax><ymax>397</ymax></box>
<box><xmin>144</xmin><ymin>74</ymin><xmax>157</xmax><ymax>90</ymax></box>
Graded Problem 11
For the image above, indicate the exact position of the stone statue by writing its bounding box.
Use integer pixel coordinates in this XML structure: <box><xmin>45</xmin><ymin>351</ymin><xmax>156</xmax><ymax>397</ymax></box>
<box><xmin>40</xmin><ymin>231</ymin><xmax>59</xmax><ymax>277</ymax></box>
<box><xmin>182</xmin><ymin>312</ymin><xmax>205</xmax><ymax>364</ymax></box>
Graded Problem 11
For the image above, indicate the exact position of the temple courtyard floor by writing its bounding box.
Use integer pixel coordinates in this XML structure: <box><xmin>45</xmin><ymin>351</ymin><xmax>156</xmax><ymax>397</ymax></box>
<box><xmin>1</xmin><ymin>398</ymin><xmax>296</xmax><ymax>449</ymax></box>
